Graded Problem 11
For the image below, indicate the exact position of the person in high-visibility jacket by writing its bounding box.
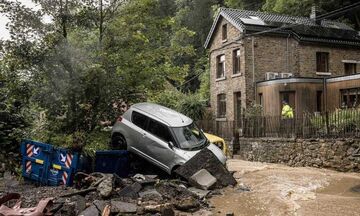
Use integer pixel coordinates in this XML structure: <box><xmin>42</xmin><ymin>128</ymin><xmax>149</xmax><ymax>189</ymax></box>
<box><xmin>281</xmin><ymin>101</ymin><xmax>294</xmax><ymax>119</ymax></box>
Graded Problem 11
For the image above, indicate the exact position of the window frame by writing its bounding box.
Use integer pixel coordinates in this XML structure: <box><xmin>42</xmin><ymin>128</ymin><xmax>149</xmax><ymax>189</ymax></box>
<box><xmin>217</xmin><ymin>94</ymin><xmax>227</xmax><ymax>118</ymax></box>
<box><xmin>216</xmin><ymin>54</ymin><xmax>225</xmax><ymax>79</ymax></box>
<box><xmin>316</xmin><ymin>52</ymin><xmax>329</xmax><ymax>72</ymax></box>
<box><xmin>233</xmin><ymin>49</ymin><xmax>241</xmax><ymax>75</ymax></box>
<box><xmin>146</xmin><ymin>118</ymin><xmax>176</xmax><ymax>144</ymax></box>
<box><xmin>340</xmin><ymin>88</ymin><xmax>360</xmax><ymax>108</ymax></box>
<box><xmin>222</xmin><ymin>24</ymin><xmax>227</xmax><ymax>41</ymax></box>
<box><xmin>131</xmin><ymin>111</ymin><xmax>149</xmax><ymax>130</ymax></box>
<box><xmin>344</xmin><ymin>63</ymin><xmax>357</xmax><ymax>75</ymax></box>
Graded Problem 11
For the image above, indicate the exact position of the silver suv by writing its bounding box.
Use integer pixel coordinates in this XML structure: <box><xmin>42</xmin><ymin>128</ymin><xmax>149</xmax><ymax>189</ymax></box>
<box><xmin>111</xmin><ymin>103</ymin><xmax>226</xmax><ymax>174</ymax></box>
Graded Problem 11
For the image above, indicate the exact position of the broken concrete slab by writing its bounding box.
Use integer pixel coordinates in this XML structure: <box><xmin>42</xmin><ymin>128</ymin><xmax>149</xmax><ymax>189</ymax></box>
<box><xmin>97</xmin><ymin>175</ymin><xmax>113</xmax><ymax>198</ymax></box>
<box><xmin>156</xmin><ymin>181</ymin><xmax>194</xmax><ymax>200</ymax></box>
<box><xmin>117</xmin><ymin>182</ymin><xmax>142</xmax><ymax>198</ymax></box>
<box><xmin>188</xmin><ymin>187</ymin><xmax>210</xmax><ymax>199</ymax></box>
<box><xmin>110</xmin><ymin>201</ymin><xmax>137</xmax><ymax>213</ymax></box>
<box><xmin>139</xmin><ymin>189</ymin><xmax>163</xmax><ymax>201</ymax></box>
<box><xmin>93</xmin><ymin>200</ymin><xmax>108</xmax><ymax>213</ymax></box>
<box><xmin>71</xmin><ymin>195</ymin><xmax>86</xmax><ymax>215</ymax></box>
<box><xmin>175</xmin><ymin>149</ymin><xmax>236</xmax><ymax>188</ymax></box>
<box><xmin>78</xmin><ymin>204</ymin><xmax>99</xmax><ymax>216</ymax></box>
<box><xmin>189</xmin><ymin>169</ymin><xmax>217</xmax><ymax>190</ymax></box>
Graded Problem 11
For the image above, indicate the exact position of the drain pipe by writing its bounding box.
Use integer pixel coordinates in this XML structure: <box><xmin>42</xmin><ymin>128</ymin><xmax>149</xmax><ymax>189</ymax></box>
<box><xmin>286</xmin><ymin>34</ymin><xmax>290</xmax><ymax>73</ymax></box>
<box><xmin>252</xmin><ymin>36</ymin><xmax>256</xmax><ymax>102</ymax></box>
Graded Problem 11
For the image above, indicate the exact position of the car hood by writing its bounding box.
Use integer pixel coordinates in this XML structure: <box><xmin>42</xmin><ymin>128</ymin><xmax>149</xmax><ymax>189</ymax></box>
<box><xmin>181</xmin><ymin>143</ymin><xmax>226</xmax><ymax>164</ymax></box>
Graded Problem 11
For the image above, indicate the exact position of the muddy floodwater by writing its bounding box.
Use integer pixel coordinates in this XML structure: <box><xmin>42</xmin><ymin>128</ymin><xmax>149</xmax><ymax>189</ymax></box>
<box><xmin>210</xmin><ymin>160</ymin><xmax>360</xmax><ymax>216</ymax></box>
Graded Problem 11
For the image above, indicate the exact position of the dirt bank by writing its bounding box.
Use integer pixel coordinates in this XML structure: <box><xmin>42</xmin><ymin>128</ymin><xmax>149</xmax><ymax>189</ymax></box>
<box><xmin>210</xmin><ymin>159</ymin><xmax>360</xmax><ymax>216</ymax></box>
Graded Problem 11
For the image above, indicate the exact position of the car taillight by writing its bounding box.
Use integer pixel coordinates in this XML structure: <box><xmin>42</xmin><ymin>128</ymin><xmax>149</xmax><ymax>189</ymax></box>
<box><xmin>116</xmin><ymin>116</ymin><xmax>123</xmax><ymax>122</ymax></box>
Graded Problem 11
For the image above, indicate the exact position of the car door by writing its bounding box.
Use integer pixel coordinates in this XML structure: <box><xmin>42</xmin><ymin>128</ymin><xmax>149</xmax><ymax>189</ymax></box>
<box><xmin>128</xmin><ymin>111</ymin><xmax>150</xmax><ymax>156</ymax></box>
<box><xmin>143</xmin><ymin>118</ymin><xmax>176</xmax><ymax>171</ymax></box>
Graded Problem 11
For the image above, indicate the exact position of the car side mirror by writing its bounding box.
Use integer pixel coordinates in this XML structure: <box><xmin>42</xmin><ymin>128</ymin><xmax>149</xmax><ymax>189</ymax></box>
<box><xmin>168</xmin><ymin>141</ymin><xmax>174</xmax><ymax>149</ymax></box>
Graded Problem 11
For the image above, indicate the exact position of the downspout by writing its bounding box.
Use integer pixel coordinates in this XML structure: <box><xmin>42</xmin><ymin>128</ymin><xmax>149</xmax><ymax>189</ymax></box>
<box><xmin>323</xmin><ymin>77</ymin><xmax>327</xmax><ymax>112</ymax></box>
<box><xmin>252</xmin><ymin>36</ymin><xmax>256</xmax><ymax>102</ymax></box>
<box><xmin>286</xmin><ymin>34</ymin><xmax>290</xmax><ymax>73</ymax></box>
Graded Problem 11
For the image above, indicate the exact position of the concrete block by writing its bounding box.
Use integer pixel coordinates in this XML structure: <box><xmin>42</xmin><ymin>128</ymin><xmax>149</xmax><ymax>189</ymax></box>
<box><xmin>188</xmin><ymin>187</ymin><xmax>210</xmax><ymax>199</ymax></box>
<box><xmin>189</xmin><ymin>169</ymin><xmax>217</xmax><ymax>190</ymax></box>
<box><xmin>118</xmin><ymin>182</ymin><xmax>142</xmax><ymax>198</ymax></box>
<box><xmin>110</xmin><ymin>201</ymin><xmax>137</xmax><ymax>213</ymax></box>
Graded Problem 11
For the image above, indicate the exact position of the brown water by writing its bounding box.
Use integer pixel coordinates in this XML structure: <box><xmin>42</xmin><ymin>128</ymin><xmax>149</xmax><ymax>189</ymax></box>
<box><xmin>210</xmin><ymin>160</ymin><xmax>360</xmax><ymax>216</ymax></box>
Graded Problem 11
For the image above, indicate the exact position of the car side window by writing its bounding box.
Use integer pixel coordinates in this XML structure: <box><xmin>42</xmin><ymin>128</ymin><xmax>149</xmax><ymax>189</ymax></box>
<box><xmin>131</xmin><ymin>111</ymin><xmax>148</xmax><ymax>130</ymax></box>
<box><xmin>147</xmin><ymin>119</ymin><xmax>174</xmax><ymax>143</ymax></box>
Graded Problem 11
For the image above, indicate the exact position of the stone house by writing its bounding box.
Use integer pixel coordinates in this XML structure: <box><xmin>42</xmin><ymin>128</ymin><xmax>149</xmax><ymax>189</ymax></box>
<box><xmin>205</xmin><ymin>8</ymin><xmax>360</xmax><ymax>122</ymax></box>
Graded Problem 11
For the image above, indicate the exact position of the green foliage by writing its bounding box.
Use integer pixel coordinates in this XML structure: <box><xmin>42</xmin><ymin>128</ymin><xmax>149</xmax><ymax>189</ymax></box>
<box><xmin>178</xmin><ymin>94</ymin><xmax>207</xmax><ymax>121</ymax></box>
<box><xmin>149</xmin><ymin>88</ymin><xmax>207</xmax><ymax>121</ymax></box>
<box><xmin>262</xmin><ymin>0</ymin><xmax>314</xmax><ymax>16</ymax></box>
<box><xmin>225</xmin><ymin>0</ymin><xmax>265</xmax><ymax>10</ymax></box>
<box><xmin>310</xmin><ymin>109</ymin><xmax>360</xmax><ymax>134</ymax></box>
<box><xmin>149</xmin><ymin>89</ymin><xmax>183</xmax><ymax>110</ymax></box>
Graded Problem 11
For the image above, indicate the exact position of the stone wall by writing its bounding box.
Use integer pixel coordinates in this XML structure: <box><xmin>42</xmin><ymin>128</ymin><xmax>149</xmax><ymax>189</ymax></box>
<box><xmin>237</xmin><ymin>138</ymin><xmax>360</xmax><ymax>172</ymax></box>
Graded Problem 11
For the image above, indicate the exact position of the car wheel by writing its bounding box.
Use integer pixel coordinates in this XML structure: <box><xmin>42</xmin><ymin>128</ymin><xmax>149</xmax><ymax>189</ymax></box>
<box><xmin>111</xmin><ymin>133</ymin><xmax>127</xmax><ymax>150</ymax></box>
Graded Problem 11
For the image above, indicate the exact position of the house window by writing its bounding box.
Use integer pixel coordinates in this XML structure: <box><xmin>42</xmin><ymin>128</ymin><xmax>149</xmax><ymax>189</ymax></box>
<box><xmin>216</xmin><ymin>55</ymin><xmax>225</xmax><ymax>78</ymax></box>
<box><xmin>316</xmin><ymin>52</ymin><xmax>329</xmax><ymax>72</ymax></box>
<box><xmin>344</xmin><ymin>63</ymin><xmax>357</xmax><ymax>75</ymax></box>
<box><xmin>217</xmin><ymin>94</ymin><xmax>226</xmax><ymax>118</ymax></box>
<box><xmin>222</xmin><ymin>24</ymin><xmax>227</xmax><ymax>41</ymax></box>
<box><xmin>341</xmin><ymin>88</ymin><xmax>360</xmax><ymax>108</ymax></box>
<box><xmin>233</xmin><ymin>49</ymin><xmax>241</xmax><ymax>74</ymax></box>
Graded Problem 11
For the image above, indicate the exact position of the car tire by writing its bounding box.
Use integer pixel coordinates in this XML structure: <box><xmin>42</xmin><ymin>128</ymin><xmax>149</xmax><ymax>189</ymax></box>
<box><xmin>111</xmin><ymin>133</ymin><xmax>127</xmax><ymax>150</ymax></box>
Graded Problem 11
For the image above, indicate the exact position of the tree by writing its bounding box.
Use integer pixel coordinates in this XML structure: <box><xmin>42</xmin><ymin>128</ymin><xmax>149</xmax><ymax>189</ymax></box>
<box><xmin>225</xmin><ymin>0</ymin><xmax>265</xmax><ymax>11</ymax></box>
<box><xmin>103</xmin><ymin>0</ymin><xmax>194</xmax><ymax>100</ymax></box>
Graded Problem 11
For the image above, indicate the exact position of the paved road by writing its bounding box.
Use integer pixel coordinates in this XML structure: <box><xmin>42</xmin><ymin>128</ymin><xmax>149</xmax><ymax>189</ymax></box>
<box><xmin>210</xmin><ymin>159</ymin><xmax>360</xmax><ymax>216</ymax></box>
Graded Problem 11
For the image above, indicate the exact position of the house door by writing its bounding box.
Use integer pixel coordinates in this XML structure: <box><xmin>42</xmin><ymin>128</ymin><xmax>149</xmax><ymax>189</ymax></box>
<box><xmin>234</xmin><ymin>92</ymin><xmax>242</xmax><ymax>128</ymax></box>
<box><xmin>280</xmin><ymin>91</ymin><xmax>295</xmax><ymax>114</ymax></box>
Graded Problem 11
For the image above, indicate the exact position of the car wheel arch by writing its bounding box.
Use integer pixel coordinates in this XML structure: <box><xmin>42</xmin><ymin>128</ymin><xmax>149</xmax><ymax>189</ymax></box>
<box><xmin>111</xmin><ymin>132</ymin><xmax>127</xmax><ymax>150</ymax></box>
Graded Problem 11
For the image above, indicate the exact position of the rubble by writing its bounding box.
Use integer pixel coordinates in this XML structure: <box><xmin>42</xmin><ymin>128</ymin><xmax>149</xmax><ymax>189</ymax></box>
<box><xmin>188</xmin><ymin>187</ymin><xmax>210</xmax><ymax>199</ymax></box>
<box><xmin>174</xmin><ymin>196</ymin><xmax>200</xmax><ymax>212</ymax></box>
<box><xmin>189</xmin><ymin>169</ymin><xmax>217</xmax><ymax>190</ymax></box>
<box><xmin>110</xmin><ymin>200</ymin><xmax>137</xmax><ymax>213</ymax></box>
<box><xmin>175</xmin><ymin>149</ymin><xmax>237</xmax><ymax>188</ymax></box>
<box><xmin>6</xmin><ymin>147</ymin><xmax>238</xmax><ymax>215</ymax></box>
<box><xmin>97</xmin><ymin>175</ymin><xmax>113</xmax><ymax>198</ymax></box>
<box><xmin>117</xmin><ymin>182</ymin><xmax>142</xmax><ymax>198</ymax></box>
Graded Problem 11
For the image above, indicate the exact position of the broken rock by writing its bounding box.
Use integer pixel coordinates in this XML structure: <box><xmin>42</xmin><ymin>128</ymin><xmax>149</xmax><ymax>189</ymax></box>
<box><xmin>189</xmin><ymin>169</ymin><xmax>217</xmax><ymax>190</ymax></box>
<box><xmin>78</xmin><ymin>204</ymin><xmax>99</xmax><ymax>216</ymax></box>
<box><xmin>175</xmin><ymin>149</ymin><xmax>237</xmax><ymax>188</ymax></box>
<box><xmin>188</xmin><ymin>187</ymin><xmax>210</xmax><ymax>199</ymax></box>
<box><xmin>139</xmin><ymin>189</ymin><xmax>163</xmax><ymax>201</ymax></box>
<box><xmin>93</xmin><ymin>200</ymin><xmax>108</xmax><ymax>213</ymax></box>
<box><xmin>110</xmin><ymin>201</ymin><xmax>137</xmax><ymax>213</ymax></box>
<box><xmin>71</xmin><ymin>195</ymin><xmax>86</xmax><ymax>215</ymax></box>
<box><xmin>118</xmin><ymin>182</ymin><xmax>142</xmax><ymax>198</ymax></box>
<box><xmin>97</xmin><ymin>175</ymin><xmax>114</xmax><ymax>198</ymax></box>
<box><xmin>174</xmin><ymin>196</ymin><xmax>200</xmax><ymax>212</ymax></box>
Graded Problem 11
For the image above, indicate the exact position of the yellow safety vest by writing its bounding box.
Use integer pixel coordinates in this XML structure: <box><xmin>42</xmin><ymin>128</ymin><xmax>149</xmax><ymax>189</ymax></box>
<box><xmin>282</xmin><ymin>104</ymin><xmax>294</xmax><ymax>118</ymax></box>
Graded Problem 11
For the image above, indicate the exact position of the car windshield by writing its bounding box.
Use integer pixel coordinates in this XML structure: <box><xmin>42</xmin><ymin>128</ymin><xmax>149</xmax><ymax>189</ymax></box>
<box><xmin>172</xmin><ymin>123</ymin><xmax>208</xmax><ymax>150</ymax></box>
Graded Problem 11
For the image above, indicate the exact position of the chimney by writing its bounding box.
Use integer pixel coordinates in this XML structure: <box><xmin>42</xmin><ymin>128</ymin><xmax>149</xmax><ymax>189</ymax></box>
<box><xmin>310</xmin><ymin>5</ymin><xmax>317</xmax><ymax>19</ymax></box>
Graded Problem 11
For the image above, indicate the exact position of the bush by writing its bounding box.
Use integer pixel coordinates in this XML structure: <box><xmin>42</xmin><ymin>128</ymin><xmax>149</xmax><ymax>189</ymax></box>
<box><xmin>310</xmin><ymin>108</ymin><xmax>360</xmax><ymax>134</ymax></box>
<box><xmin>149</xmin><ymin>89</ymin><xmax>207</xmax><ymax>121</ymax></box>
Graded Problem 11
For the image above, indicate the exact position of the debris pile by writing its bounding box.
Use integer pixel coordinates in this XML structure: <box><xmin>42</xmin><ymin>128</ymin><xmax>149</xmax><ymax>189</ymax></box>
<box><xmin>0</xmin><ymin>149</ymin><xmax>237</xmax><ymax>215</ymax></box>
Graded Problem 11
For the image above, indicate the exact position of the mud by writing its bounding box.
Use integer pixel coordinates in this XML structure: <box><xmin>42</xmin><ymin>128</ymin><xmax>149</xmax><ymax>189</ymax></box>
<box><xmin>210</xmin><ymin>159</ymin><xmax>360</xmax><ymax>216</ymax></box>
